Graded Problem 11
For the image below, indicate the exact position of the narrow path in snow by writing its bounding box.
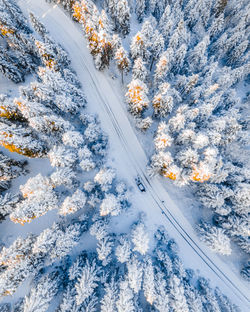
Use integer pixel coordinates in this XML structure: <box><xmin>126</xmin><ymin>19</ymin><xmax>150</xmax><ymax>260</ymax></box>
<box><xmin>18</xmin><ymin>1</ymin><xmax>250</xmax><ymax>309</ymax></box>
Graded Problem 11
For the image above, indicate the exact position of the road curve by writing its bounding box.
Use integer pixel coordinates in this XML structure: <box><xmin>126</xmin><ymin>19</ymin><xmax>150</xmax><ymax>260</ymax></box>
<box><xmin>18</xmin><ymin>1</ymin><xmax>250</xmax><ymax>309</ymax></box>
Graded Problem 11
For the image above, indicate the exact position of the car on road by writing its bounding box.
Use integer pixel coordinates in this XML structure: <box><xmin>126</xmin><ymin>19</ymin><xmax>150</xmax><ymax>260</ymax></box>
<box><xmin>110</xmin><ymin>73</ymin><xmax>117</xmax><ymax>80</ymax></box>
<box><xmin>135</xmin><ymin>176</ymin><xmax>146</xmax><ymax>192</ymax></box>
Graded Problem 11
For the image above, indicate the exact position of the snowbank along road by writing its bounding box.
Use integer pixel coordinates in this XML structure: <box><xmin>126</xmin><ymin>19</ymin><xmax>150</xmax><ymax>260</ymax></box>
<box><xmin>18</xmin><ymin>1</ymin><xmax>250</xmax><ymax>310</ymax></box>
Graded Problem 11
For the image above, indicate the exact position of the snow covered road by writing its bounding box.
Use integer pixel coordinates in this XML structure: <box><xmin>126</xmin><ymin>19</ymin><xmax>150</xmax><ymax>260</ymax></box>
<box><xmin>18</xmin><ymin>1</ymin><xmax>250</xmax><ymax>309</ymax></box>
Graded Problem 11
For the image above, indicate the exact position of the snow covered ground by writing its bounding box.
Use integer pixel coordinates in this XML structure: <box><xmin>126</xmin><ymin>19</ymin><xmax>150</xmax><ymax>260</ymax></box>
<box><xmin>0</xmin><ymin>75</ymin><xmax>15</xmax><ymax>95</ymax></box>
<box><xmin>0</xmin><ymin>0</ymin><xmax>247</xmax><ymax>309</ymax></box>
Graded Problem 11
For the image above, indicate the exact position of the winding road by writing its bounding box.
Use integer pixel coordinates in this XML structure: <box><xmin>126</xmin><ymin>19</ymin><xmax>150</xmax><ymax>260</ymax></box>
<box><xmin>19</xmin><ymin>1</ymin><xmax>250</xmax><ymax>310</ymax></box>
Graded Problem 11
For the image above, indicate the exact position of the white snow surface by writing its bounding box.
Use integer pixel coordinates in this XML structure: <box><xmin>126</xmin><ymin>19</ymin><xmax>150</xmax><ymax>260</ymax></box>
<box><xmin>0</xmin><ymin>74</ymin><xmax>16</xmax><ymax>95</ymax></box>
<box><xmin>0</xmin><ymin>0</ymin><xmax>246</xmax><ymax>309</ymax></box>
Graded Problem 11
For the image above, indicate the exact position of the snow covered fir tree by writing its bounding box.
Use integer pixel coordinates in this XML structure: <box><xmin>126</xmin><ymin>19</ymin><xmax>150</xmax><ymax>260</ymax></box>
<box><xmin>0</xmin><ymin>0</ymin><xmax>249</xmax><ymax>311</ymax></box>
